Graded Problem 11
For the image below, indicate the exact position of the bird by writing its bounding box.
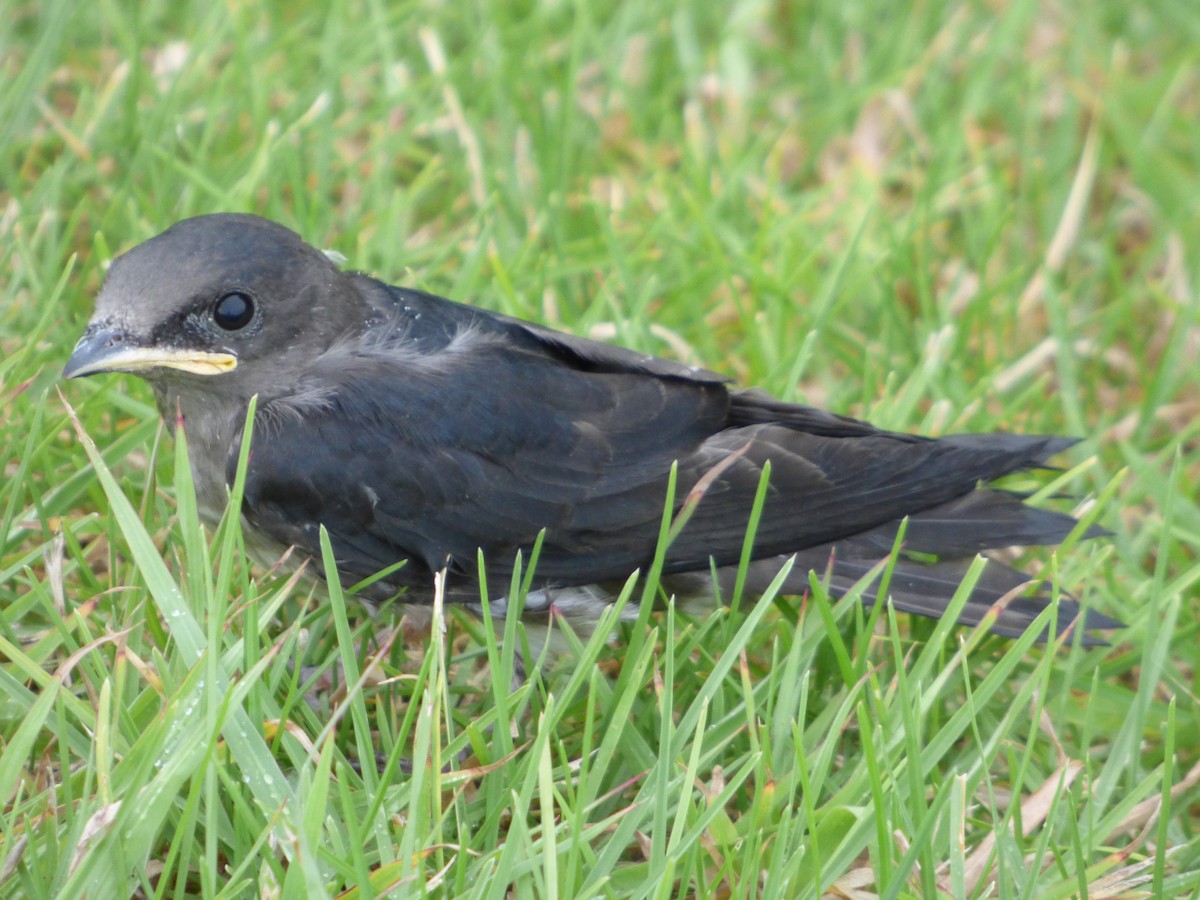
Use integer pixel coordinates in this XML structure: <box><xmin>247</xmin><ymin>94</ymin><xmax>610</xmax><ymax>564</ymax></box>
<box><xmin>64</xmin><ymin>213</ymin><xmax>1118</xmax><ymax>644</ymax></box>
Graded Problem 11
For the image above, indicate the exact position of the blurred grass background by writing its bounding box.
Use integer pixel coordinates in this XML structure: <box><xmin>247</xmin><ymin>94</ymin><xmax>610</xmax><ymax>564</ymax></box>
<box><xmin>2</xmin><ymin>0</ymin><xmax>1198</xmax><ymax>896</ymax></box>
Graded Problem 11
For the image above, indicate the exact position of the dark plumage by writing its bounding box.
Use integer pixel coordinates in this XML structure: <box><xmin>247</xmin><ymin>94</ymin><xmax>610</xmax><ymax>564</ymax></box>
<box><xmin>65</xmin><ymin>214</ymin><xmax>1118</xmax><ymax>642</ymax></box>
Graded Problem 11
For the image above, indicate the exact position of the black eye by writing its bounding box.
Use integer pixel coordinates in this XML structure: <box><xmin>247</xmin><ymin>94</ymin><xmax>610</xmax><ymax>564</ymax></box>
<box><xmin>213</xmin><ymin>292</ymin><xmax>255</xmax><ymax>331</ymax></box>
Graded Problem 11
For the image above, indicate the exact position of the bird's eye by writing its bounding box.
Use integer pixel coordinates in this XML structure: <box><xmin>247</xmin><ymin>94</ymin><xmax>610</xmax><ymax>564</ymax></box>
<box><xmin>213</xmin><ymin>292</ymin><xmax>255</xmax><ymax>331</ymax></box>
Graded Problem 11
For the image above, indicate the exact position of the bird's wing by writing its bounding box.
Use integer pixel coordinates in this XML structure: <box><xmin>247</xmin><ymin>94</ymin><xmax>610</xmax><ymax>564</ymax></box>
<box><xmin>234</xmin><ymin>324</ymin><xmax>1080</xmax><ymax>595</ymax></box>
<box><xmin>235</xmin><ymin>329</ymin><xmax>729</xmax><ymax>588</ymax></box>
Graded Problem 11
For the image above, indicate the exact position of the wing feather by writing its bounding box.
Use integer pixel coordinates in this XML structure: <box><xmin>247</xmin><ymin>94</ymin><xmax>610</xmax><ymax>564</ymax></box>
<box><xmin>234</xmin><ymin>299</ymin><xmax>1091</xmax><ymax>606</ymax></box>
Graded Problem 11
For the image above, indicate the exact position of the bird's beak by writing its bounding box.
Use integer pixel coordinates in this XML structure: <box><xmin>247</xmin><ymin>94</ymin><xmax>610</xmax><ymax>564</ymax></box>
<box><xmin>63</xmin><ymin>326</ymin><xmax>238</xmax><ymax>379</ymax></box>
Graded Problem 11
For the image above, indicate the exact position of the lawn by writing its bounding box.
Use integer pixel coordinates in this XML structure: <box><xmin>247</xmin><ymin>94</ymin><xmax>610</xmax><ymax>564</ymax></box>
<box><xmin>2</xmin><ymin>1</ymin><xmax>1198</xmax><ymax>897</ymax></box>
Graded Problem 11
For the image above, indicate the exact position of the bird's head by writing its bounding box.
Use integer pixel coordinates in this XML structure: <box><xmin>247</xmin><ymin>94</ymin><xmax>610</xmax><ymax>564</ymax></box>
<box><xmin>64</xmin><ymin>214</ymin><xmax>355</xmax><ymax>393</ymax></box>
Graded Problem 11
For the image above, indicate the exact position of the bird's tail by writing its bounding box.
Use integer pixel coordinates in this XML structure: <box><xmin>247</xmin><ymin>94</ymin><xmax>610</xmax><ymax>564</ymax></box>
<box><xmin>665</xmin><ymin>489</ymin><xmax>1119</xmax><ymax>644</ymax></box>
<box><xmin>790</xmin><ymin>550</ymin><xmax>1119</xmax><ymax>644</ymax></box>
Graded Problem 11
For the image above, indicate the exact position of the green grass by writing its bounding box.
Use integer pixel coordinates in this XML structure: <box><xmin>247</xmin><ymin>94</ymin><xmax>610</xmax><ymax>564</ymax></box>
<box><xmin>3</xmin><ymin>0</ymin><xmax>1199</xmax><ymax>896</ymax></box>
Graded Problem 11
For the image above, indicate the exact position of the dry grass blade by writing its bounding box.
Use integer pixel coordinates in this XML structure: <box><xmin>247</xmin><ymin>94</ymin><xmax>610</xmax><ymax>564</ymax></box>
<box><xmin>959</xmin><ymin>761</ymin><xmax>1084</xmax><ymax>894</ymax></box>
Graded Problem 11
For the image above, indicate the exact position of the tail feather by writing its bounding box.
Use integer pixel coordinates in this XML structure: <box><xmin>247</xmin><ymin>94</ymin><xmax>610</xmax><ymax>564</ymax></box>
<box><xmin>790</xmin><ymin>551</ymin><xmax>1120</xmax><ymax>644</ymax></box>
<box><xmin>663</xmin><ymin>549</ymin><xmax>1117</xmax><ymax>645</ymax></box>
<box><xmin>846</xmin><ymin>491</ymin><xmax>1107</xmax><ymax>557</ymax></box>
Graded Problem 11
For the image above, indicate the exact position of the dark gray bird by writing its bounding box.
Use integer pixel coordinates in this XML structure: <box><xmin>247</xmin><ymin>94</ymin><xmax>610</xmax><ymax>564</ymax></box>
<box><xmin>64</xmin><ymin>214</ymin><xmax>1118</xmax><ymax>642</ymax></box>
